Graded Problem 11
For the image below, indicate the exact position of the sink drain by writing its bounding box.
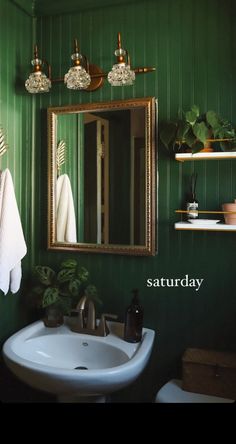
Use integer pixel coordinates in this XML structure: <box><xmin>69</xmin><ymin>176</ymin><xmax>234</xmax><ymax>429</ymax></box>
<box><xmin>74</xmin><ymin>366</ymin><xmax>88</xmax><ymax>370</ymax></box>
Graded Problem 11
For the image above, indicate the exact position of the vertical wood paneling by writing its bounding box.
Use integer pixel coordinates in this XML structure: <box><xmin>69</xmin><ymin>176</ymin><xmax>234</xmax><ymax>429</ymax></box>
<box><xmin>34</xmin><ymin>1</ymin><xmax>236</xmax><ymax>401</ymax></box>
<box><xmin>0</xmin><ymin>0</ymin><xmax>33</xmax><ymax>340</ymax></box>
<box><xmin>1</xmin><ymin>0</ymin><xmax>235</xmax><ymax>401</ymax></box>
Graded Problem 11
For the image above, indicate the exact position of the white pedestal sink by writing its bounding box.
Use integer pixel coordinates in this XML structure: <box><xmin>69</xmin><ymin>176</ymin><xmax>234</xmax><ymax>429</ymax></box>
<box><xmin>2</xmin><ymin>320</ymin><xmax>155</xmax><ymax>402</ymax></box>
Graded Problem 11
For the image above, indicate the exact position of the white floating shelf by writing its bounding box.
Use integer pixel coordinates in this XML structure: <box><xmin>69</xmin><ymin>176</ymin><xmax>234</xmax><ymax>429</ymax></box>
<box><xmin>175</xmin><ymin>152</ymin><xmax>236</xmax><ymax>161</ymax></box>
<box><xmin>175</xmin><ymin>222</ymin><xmax>236</xmax><ymax>231</ymax></box>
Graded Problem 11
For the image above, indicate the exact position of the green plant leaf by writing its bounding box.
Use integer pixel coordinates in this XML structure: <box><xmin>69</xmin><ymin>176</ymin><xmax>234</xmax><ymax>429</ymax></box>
<box><xmin>42</xmin><ymin>287</ymin><xmax>60</xmax><ymax>307</ymax></box>
<box><xmin>84</xmin><ymin>284</ymin><xmax>97</xmax><ymax>297</ymax></box>
<box><xmin>69</xmin><ymin>279</ymin><xmax>81</xmax><ymax>296</ymax></box>
<box><xmin>211</xmin><ymin>125</ymin><xmax>221</xmax><ymax>138</ymax></box>
<box><xmin>60</xmin><ymin>259</ymin><xmax>77</xmax><ymax>269</ymax></box>
<box><xmin>185</xmin><ymin>129</ymin><xmax>196</xmax><ymax>148</ymax></box>
<box><xmin>159</xmin><ymin>121</ymin><xmax>177</xmax><ymax>150</ymax></box>
<box><xmin>57</xmin><ymin>268</ymin><xmax>75</xmax><ymax>283</ymax></box>
<box><xmin>225</xmin><ymin>128</ymin><xmax>236</xmax><ymax>138</ymax></box>
<box><xmin>219</xmin><ymin>141</ymin><xmax>227</xmax><ymax>151</ymax></box>
<box><xmin>213</xmin><ymin>128</ymin><xmax>224</xmax><ymax>138</ymax></box>
<box><xmin>193</xmin><ymin>122</ymin><xmax>209</xmax><ymax>143</ymax></box>
<box><xmin>84</xmin><ymin>285</ymin><xmax>102</xmax><ymax>305</ymax></box>
<box><xmin>176</xmin><ymin>120</ymin><xmax>190</xmax><ymax>141</ymax></box>
<box><xmin>77</xmin><ymin>267</ymin><xmax>89</xmax><ymax>282</ymax></box>
<box><xmin>191</xmin><ymin>105</ymin><xmax>200</xmax><ymax>116</ymax></box>
<box><xmin>185</xmin><ymin>106</ymin><xmax>199</xmax><ymax>125</ymax></box>
<box><xmin>191</xmin><ymin>140</ymin><xmax>204</xmax><ymax>153</ymax></box>
<box><xmin>213</xmin><ymin>119</ymin><xmax>236</xmax><ymax>139</ymax></box>
<box><xmin>206</xmin><ymin>111</ymin><xmax>220</xmax><ymax>129</ymax></box>
<box><xmin>34</xmin><ymin>266</ymin><xmax>55</xmax><ymax>286</ymax></box>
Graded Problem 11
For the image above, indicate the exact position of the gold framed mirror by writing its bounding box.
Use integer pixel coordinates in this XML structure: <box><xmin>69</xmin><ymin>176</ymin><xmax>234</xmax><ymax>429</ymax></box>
<box><xmin>47</xmin><ymin>97</ymin><xmax>157</xmax><ymax>255</ymax></box>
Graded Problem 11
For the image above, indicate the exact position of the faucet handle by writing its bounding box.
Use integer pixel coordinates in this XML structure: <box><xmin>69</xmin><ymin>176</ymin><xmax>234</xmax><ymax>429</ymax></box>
<box><xmin>97</xmin><ymin>313</ymin><xmax>118</xmax><ymax>337</ymax></box>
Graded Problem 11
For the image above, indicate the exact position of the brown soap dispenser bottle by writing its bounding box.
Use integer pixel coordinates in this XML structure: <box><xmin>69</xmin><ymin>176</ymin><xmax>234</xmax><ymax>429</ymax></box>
<box><xmin>124</xmin><ymin>289</ymin><xmax>144</xmax><ymax>343</ymax></box>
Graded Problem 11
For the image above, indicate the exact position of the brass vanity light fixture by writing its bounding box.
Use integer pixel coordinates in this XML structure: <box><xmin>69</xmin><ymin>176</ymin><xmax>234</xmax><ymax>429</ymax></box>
<box><xmin>25</xmin><ymin>33</ymin><xmax>155</xmax><ymax>93</ymax></box>
<box><xmin>107</xmin><ymin>32</ymin><xmax>135</xmax><ymax>86</ymax></box>
<box><xmin>64</xmin><ymin>39</ymin><xmax>91</xmax><ymax>90</ymax></box>
<box><xmin>25</xmin><ymin>45</ymin><xmax>51</xmax><ymax>93</ymax></box>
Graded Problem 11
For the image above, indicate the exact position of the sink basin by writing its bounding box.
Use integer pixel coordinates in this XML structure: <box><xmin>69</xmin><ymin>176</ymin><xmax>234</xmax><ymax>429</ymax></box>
<box><xmin>2</xmin><ymin>320</ymin><xmax>155</xmax><ymax>402</ymax></box>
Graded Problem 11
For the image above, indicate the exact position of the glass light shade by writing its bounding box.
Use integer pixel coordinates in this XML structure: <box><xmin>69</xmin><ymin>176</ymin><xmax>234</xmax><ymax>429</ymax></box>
<box><xmin>64</xmin><ymin>65</ymin><xmax>91</xmax><ymax>90</ymax></box>
<box><xmin>107</xmin><ymin>63</ymin><xmax>135</xmax><ymax>86</ymax></box>
<box><xmin>25</xmin><ymin>71</ymin><xmax>51</xmax><ymax>93</ymax></box>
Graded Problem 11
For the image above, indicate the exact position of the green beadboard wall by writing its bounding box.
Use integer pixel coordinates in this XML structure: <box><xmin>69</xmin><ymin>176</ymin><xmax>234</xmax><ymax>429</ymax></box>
<box><xmin>1</xmin><ymin>0</ymin><xmax>236</xmax><ymax>402</ymax></box>
<box><xmin>33</xmin><ymin>0</ymin><xmax>236</xmax><ymax>401</ymax></box>
<box><xmin>0</xmin><ymin>0</ymin><xmax>33</xmax><ymax>342</ymax></box>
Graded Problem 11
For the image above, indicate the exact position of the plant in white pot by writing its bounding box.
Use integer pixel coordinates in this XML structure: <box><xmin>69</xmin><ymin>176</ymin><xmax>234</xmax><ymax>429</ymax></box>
<box><xmin>160</xmin><ymin>105</ymin><xmax>236</xmax><ymax>154</ymax></box>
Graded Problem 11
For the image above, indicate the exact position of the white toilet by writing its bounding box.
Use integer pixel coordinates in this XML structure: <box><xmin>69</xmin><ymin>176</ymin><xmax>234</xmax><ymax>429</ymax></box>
<box><xmin>155</xmin><ymin>379</ymin><xmax>234</xmax><ymax>403</ymax></box>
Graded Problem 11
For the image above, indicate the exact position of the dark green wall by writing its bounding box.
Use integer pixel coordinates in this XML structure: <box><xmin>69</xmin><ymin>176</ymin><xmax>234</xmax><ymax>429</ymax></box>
<box><xmin>34</xmin><ymin>0</ymin><xmax>236</xmax><ymax>402</ymax></box>
<box><xmin>0</xmin><ymin>0</ymin><xmax>33</xmax><ymax>340</ymax></box>
<box><xmin>1</xmin><ymin>0</ymin><xmax>236</xmax><ymax>402</ymax></box>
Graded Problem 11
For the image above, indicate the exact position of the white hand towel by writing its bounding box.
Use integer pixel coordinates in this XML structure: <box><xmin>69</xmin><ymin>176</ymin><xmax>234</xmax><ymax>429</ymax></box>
<box><xmin>0</xmin><ymin>169</ymin><xmax>27</xmax><ymax>294</ymax></box>
<box><xmin>56</xmin><ymin>174</ymin><xmax>77</xmax><ymax>243</ymax></box>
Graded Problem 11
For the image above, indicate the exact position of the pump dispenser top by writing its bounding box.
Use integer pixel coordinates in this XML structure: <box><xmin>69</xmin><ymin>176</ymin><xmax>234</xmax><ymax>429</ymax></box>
<box><xmin>124</xmin><ymin>289</ymin><xmax>143</xmax><ymax>343</ymax></box>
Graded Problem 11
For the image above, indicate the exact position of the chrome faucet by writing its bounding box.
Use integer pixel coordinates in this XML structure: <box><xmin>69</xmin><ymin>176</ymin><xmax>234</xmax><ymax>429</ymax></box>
<box><xmin>70</xmin><ymin>295</ymin><xmax>117</xmax><ymax>337</ymax></box>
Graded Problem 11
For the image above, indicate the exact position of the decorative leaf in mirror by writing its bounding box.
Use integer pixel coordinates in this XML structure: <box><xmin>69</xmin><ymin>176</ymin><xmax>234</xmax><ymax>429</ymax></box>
<box><xmin>0</xmin><ymin>127</ymin><xmax>8</xmax><ymax>158</ymax></box>
<box><xmin>57</xmin><ymin>140</ymin><xmax>66</xmax><ymax>176</ymax></box>
<box><xmin>48</xmin><ymin>97</ymin><xmax>157</xmax><ymax>255</ymax></box>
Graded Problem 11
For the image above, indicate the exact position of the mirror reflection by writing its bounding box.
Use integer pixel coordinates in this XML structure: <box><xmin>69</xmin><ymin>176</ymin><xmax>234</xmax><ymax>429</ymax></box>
<box><xmin>48</xmin><ymin>98</ymin><xmax>156</xmax><ymax>255</ymax></box>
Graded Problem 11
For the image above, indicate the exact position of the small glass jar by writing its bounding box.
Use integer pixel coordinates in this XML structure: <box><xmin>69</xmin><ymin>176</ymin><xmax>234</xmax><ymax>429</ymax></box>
<box><xmin>186</xmin><ymin>198</ymin><xmax>199</xmax><ymax>219</ymax></box>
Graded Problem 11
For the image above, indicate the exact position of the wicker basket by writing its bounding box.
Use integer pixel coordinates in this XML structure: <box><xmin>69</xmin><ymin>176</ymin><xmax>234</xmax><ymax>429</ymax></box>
<box><xmin>182</xmin><ymin>348</ymin><xmax>236</xmax><ymax>400</ymax></box>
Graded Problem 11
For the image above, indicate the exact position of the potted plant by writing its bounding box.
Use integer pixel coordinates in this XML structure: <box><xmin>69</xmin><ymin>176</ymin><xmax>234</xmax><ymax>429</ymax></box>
<box><xmin>29</xmin><ymin>258</ymin><xmax>100</xmax><ymax>327</ymax></box>
<box><xmin>160</xmin><ymin>105</ymin><xmax>236</xmax><ymax>154</ymax></box>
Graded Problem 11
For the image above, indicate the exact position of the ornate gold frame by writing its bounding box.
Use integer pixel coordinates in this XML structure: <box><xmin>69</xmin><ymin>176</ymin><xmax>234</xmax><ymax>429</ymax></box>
<box><xmin>47</xmin><ymin>97</ymin><xmax>157</xmax><ymax>255</ymax></box>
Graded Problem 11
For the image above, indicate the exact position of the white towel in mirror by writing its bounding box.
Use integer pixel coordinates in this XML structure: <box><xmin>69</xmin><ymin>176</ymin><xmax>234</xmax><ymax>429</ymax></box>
<box><xmin>56</xmin><ymin>174</ymin><xmax>77</xmax><ymax>243</ymax></box>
